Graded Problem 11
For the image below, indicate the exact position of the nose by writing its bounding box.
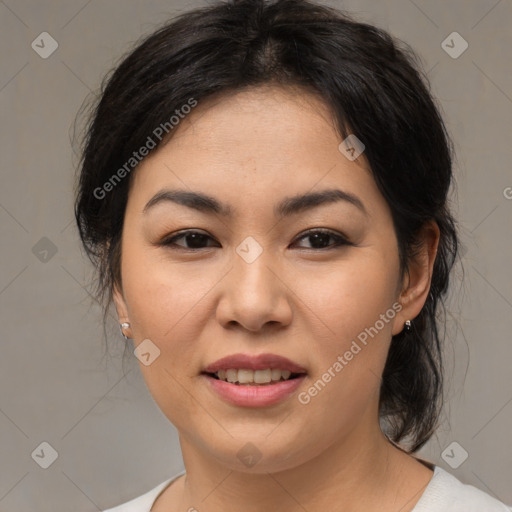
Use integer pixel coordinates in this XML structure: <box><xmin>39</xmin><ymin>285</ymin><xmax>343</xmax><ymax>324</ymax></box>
<box><xmin>216</xmin><ymin>248</ymin><xmax>293</xmax><ymax>333</ymax></box>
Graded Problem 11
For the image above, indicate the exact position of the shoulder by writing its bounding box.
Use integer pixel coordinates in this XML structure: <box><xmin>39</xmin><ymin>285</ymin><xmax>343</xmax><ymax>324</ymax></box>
<box><xmin>413</xmin><ymin>465</ymin><xmax>512</xmax><ymax>512</ymax></box>
<box><xmin>102</xmin><ymin>470</ymin><xmax>186</xmax><ymax>512</ymax></box>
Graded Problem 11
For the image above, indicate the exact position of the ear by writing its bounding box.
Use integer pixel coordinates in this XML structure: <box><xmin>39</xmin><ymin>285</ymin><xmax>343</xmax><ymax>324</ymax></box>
<box><xmin>113</xmin><ymin>280</ymin><xmax>130</xmax><ymax>325</ymax></box>
<box><xmin>391</xmin><ymin>220</ymin><xmax>440</xmax><ymax>336</ymax></box>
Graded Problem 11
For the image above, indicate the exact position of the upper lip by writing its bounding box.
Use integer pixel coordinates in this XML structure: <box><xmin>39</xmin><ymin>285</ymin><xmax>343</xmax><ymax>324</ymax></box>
<box><xmin>203</xmin><ymin>353</ymin><xmax>307</xmax><ymax>374</ymax></box>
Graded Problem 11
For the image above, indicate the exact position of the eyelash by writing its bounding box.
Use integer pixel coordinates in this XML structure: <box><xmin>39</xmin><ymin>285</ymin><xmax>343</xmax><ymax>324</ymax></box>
<box><xmin>158</xmin><ymin>229</ymin><xmax>353</xmax><ymax>251</ymax></box>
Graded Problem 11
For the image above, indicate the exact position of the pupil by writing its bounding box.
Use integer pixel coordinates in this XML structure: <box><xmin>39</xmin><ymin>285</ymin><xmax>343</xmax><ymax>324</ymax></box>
<box><xmin>187</xmin><ymin>233</ymin><xmax>208</xmax><ymax>248</ymax></box>
<box><xmin>310</xmin><ymin>233</ymin><xmax>329</xmax><ymax>248</ymax></box>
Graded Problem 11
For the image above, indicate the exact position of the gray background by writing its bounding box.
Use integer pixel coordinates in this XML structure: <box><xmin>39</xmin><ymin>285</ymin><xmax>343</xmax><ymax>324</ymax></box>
<box><xmin>0</xmin><ymin>0</ymin><xmax>511</xmax><ymax>510</ymax></box>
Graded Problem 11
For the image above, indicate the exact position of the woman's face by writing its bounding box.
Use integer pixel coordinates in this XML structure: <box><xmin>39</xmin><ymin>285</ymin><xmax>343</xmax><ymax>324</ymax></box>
<box><xmin>113</xmin><ymin>85</ymin><xmax>424</xmax><ymax>472</ymax></box>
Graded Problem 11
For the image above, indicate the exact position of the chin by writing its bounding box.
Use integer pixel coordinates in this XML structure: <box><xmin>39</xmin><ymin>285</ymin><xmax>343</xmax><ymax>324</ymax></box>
<box><xmin>199</xmin><ymin>431</ymin><xmax>320</xmax><ymax>474</ymax></box>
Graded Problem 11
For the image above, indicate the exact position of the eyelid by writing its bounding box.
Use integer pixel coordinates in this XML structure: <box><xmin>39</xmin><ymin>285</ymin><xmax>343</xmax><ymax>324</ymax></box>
<box><xmin>292</xmin><ymin>228</ymin><xmax>353</xmax><ymax>248</ymax></box>
<box><xmin>159</xmin><ymin>229</ymin><xmax>217</xmax><ymax>248</ymax></box>
<box><xmin>158</xmin><ymin>228</ymin><xmax>353</xmax><ymax>250</ymax></box>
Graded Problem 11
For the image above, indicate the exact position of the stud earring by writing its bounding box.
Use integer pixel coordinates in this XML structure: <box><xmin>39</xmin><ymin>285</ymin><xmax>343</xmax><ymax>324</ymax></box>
<box><xmin>404</xmin><ymin>319</ymin><xmax>412</xmax><ymax>333</ymax></box>
<box><xmin>119</xmin><ymin>322</ymin><xmax>132</xmax><ymax>340</ymax></box>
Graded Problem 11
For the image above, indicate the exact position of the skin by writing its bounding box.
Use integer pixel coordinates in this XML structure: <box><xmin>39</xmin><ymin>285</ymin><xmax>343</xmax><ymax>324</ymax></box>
<box><xmin>113</xmin><ymin>85</ymin><xmax>440</xmax><ymax>512</ymax></box>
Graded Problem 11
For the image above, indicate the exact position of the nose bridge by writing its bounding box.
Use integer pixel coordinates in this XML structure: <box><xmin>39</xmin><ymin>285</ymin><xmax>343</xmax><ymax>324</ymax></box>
<box><xmin>232</xmin><ymin>237</ymin><xmax>278</xmax><ymax>303</ymax></box>
<box><xmin>217</xmin><ymin>237</ymin><xmax>292</xmax><ymax>331</ymax></box>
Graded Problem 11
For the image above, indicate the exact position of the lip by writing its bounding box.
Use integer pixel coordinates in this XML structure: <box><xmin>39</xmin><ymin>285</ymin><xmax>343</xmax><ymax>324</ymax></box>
<box><xmin>202</xmin><ymin>353</ymin><xmax>307</xmax><ymax>373</ymax></box>
<box><xmin>202</xmin><ymin>373</ymin><xmax>307</xmax><ymax>407</ymax></box>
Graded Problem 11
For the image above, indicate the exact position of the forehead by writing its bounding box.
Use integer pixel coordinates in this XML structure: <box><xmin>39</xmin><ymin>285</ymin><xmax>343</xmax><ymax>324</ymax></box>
<box><xmin>167</xmin><ymin>85</ymin><xmax>341</xmax><ymax>153</ymax></box>
<box><xmin>127</xmin><ymin>85</ymin><xmax>384</xmax><ymax>221</ymax></box>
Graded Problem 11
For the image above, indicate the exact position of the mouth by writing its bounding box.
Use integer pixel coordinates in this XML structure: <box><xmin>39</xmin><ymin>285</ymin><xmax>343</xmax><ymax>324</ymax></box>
<box><xmin>201</xmin><ymin>369</ymin><xmax>307</xmax><ymax>407</ymax></box>
<box><xmin>201</xmin><ymin>353</ymin><xmax>307</xmax><ymax>406</ymax></box>
<box><xmin>202</xmin><ymin>368</ymin><xmax>305</xmax><ymax>386</ymax></box>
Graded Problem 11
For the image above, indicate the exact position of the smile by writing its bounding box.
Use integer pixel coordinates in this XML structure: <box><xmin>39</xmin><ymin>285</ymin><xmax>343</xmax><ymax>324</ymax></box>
<box><xmin>211</xmin><ymin>368</ymin><xmax>300</xmax><ymax>385</ymax></box>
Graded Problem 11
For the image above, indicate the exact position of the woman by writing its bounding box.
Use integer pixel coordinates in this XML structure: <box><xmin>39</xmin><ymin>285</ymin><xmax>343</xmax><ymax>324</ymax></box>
<box><xmin>74</xmin><ymin>0</ymin><xmax>511</xmax><ymax>510</ymax></box>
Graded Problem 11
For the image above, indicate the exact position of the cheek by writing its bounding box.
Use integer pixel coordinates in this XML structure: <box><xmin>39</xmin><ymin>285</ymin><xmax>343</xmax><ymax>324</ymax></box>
<box><xmin>120</xmin><ymin>253</ymin><xmax>216</xmax><ymax>429</ymax></box>
<box><xmin>121</xmin><ymin>245</ymin><xmax>217</xmax><ymax>339</ymax></box>
<box><xmin>298</xmin><ymin>254</ymin><xmax>399</xmax><ymax>349</ymax></box>
<box><xmin>292</xmin><ymin>256</ymin><xmax>399</xmax><ymax>409</ymax></box>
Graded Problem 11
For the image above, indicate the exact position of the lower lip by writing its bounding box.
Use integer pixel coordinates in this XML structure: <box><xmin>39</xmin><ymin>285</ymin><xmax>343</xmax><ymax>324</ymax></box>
<box><xmin>202</xmin><ymin>374</ymin><xmax>306</xmax><ymax>407</ymax></box>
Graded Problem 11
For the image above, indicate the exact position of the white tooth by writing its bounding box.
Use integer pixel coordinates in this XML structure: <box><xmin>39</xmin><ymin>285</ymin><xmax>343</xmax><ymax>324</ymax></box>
<box><xmin>238</xmin><ymin>369</ymin><xmax>254</xmax><ymax>384</ymax></box>
<box><xmin>271</xmin><ymin>369</ymin><xmax>282</xmax><ymax>381</ymax></box>
<box><xmin>219</xmin><ymin>368</ymin><xmax>294</xmax><ymax>383</ymax></box>
<box><xmin>226</xmin><ymin>369</ymin><xmax>238</xmax><ymax>383</ymax></box>
<box><xmin>254</xmin><ymin>369</ymin><xmax>272</xmax><ymax>383</ymax></box>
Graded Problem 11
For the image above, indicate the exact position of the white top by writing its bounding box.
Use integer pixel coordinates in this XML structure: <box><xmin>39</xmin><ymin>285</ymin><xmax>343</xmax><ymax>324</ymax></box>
<box><xmin>103</xmin><ymin>466</ymin><xmax>512</xmax><ymax>512</ymax></box>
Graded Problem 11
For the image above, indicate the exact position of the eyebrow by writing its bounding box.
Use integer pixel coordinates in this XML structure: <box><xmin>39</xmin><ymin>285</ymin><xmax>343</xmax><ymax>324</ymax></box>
<box><xmin>142</xmin><ymin>188</ymin><xmax>368</xmax><ymax>218</ymax></box>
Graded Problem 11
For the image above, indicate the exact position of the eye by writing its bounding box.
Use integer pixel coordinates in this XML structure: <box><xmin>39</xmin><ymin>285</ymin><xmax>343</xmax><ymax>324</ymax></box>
<box><xmin>158</xmin><ymin>228</ymin><xmax>352</xmax><ymax>251</ymax></box>
<box><xmin>159</xmin><ymin>230</ymin><xmax>219</xmax><ymax>250</ymax></box>
<box><xmin>291</xmin><ymin>229</ymin><xmax>352</xmax><ymax>250</ymax></box>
